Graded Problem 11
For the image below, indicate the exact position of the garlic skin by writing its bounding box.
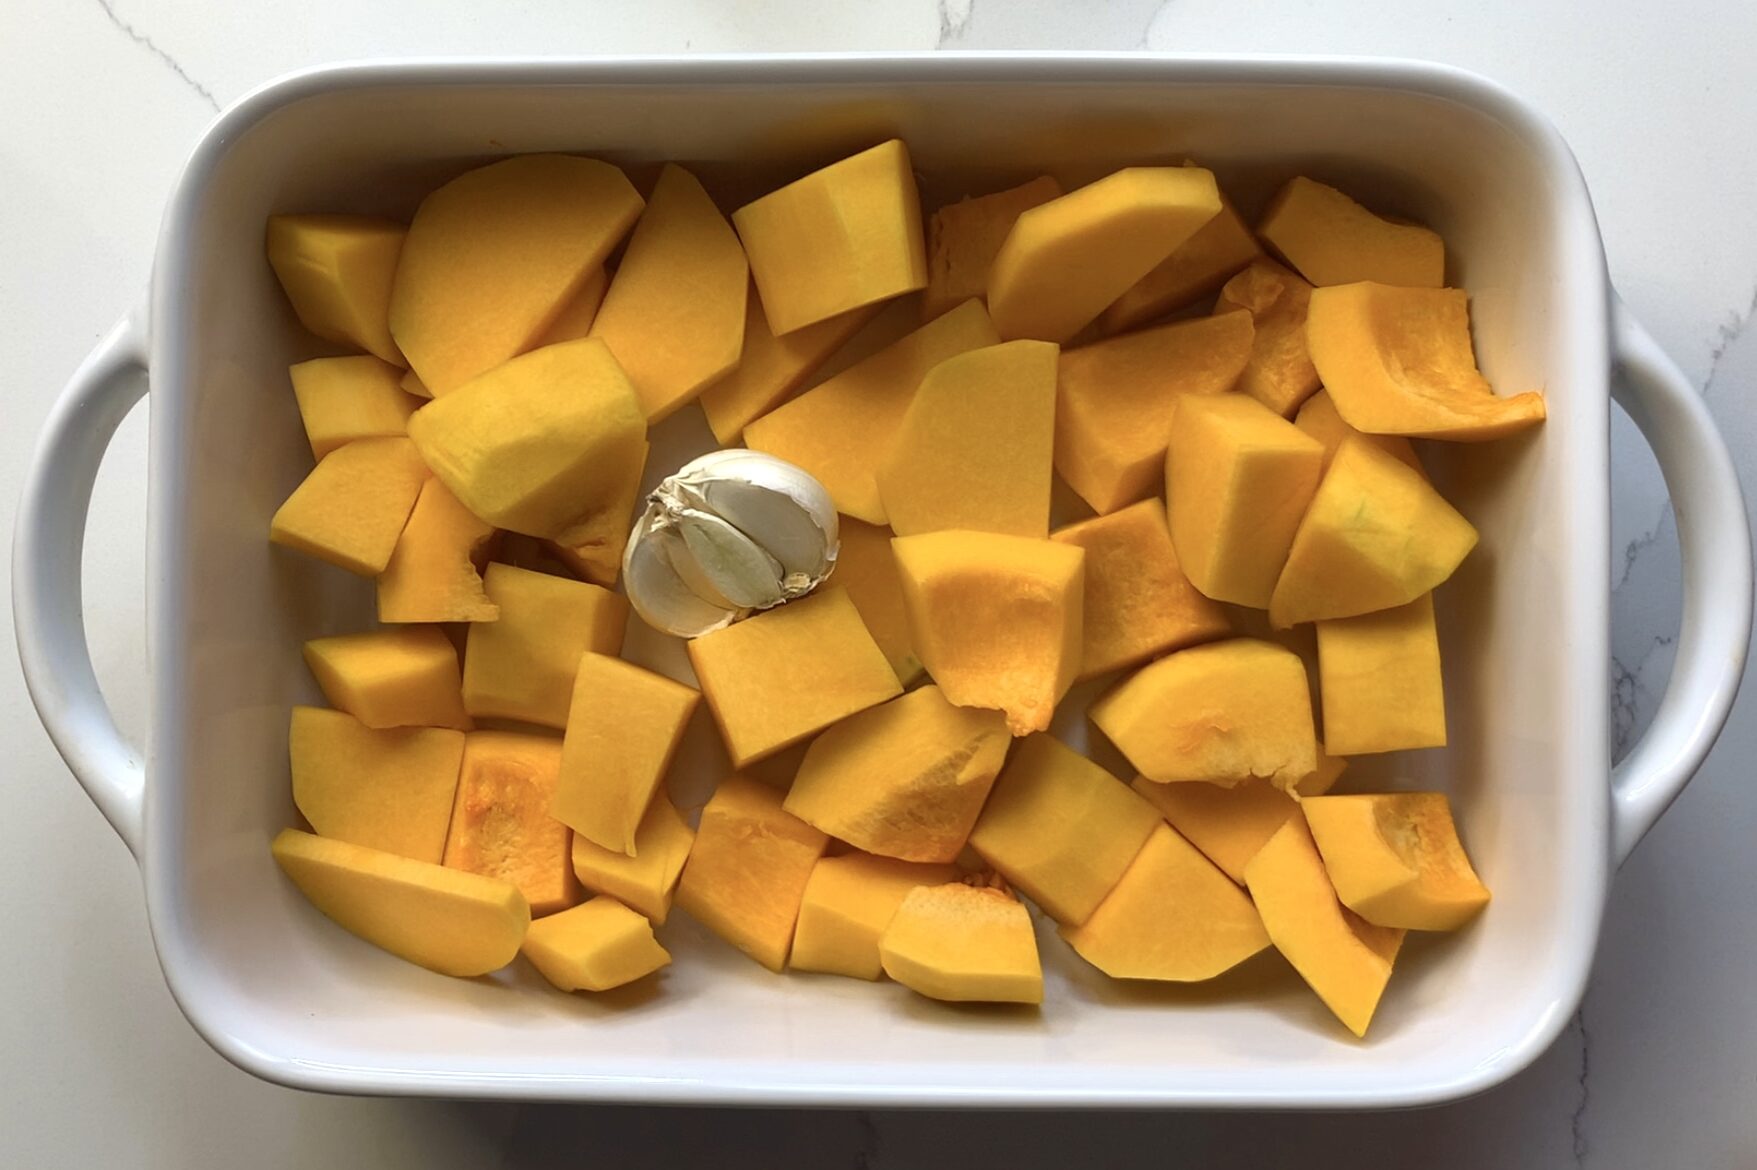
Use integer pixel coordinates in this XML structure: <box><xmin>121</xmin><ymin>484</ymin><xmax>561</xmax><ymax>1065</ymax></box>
<box><xmin>623</xmin><ymin>450</ymin><xmax>840</xmax><ymax>638</ymax></box>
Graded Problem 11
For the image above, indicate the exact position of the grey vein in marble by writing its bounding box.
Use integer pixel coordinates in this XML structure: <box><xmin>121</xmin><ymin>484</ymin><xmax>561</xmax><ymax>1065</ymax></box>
<box><xmin>936</xmin><ymin>0</ymin><xmax>974</xmax><ymax>47</ymax></box>
<box><xmin>93</xmin><ymin>0</ymin><xmax>220</xmax><ymax>112</ymax></box>
<box><xmin>1569</xmin><ymin>1009</ymin><xmax>1592</xmax><ymax>1166</ymax></box>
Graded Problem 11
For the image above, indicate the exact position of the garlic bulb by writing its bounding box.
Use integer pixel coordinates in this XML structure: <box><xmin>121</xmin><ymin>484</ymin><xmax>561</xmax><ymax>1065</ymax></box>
<box><xmin>623</xmin><ymin>450</ymin><xmax>840</xmax><ymax>637</ymax></box>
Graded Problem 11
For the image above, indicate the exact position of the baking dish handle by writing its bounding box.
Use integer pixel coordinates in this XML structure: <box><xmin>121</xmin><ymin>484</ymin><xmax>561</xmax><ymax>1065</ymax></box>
<box><xmin>13</xmin><ymin>307</ymin><xmax>150</xmax><ymax>859</ymax></box>
<box><xmin>1608</xmin><ymin>295</ymin><xmax>1753</xmax><ymax>865</ymax></box>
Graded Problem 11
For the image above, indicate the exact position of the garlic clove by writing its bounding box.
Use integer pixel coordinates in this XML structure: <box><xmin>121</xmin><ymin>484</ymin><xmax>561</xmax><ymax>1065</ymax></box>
<box><xmin>674</xmin><ymin>508</ymin><xmax>788</xmax><ymax>610</ymax></box>
<box><xmin>695</xmin><ymin>476</ymin><xmax>833</xmax><ymax>590</ymax></box>
<box><xmin>623</xmin><ymin>512</ymin><xmax>744</xmax><ymax>638</ymax></box>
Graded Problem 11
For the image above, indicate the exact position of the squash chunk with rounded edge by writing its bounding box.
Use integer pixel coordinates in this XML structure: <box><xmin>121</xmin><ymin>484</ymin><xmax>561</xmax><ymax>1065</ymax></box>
<box><xmin>1269</xmin><ymin>435</ymin><xmax>1478</xmax><ymax>627</ymax></box>
<box><xmin>1244</xmin><ymin>815</ymin><xmax>1406</xmax><ymax>1038</ymax></box>
<box><xmin>1214</xmin><ymin>258</ymin><xmax>1321</xmax><ymax>417</ymax></box>
<box><xmin>1091</xmin><ymin>639</ymin><xmax>1317</xmax><ymax>787</ymax></box>
<box><xmin>1307</xmin><ymin>282</ymin><xmax>1547</xmax><ymax>440</ymax></box>
<box><xmin>698</xmin><ymin>292</ymin><xmax>878</xmax><ymax>444</ymax></box>
<box><xmin>675</xmin><ymin>773</ymin><xmax>828</xmax><ymax>972</ymax></box>
<box><xmin>1131</xmin><ymin>775</ymin><xmax>1299</xmax><ymax>885</ymax></box>
<box><xmin>570</xmin><ymin>798</ymin><xmax>694</xmax><ymax>924</ymax></box>
<box><xmin>528</xmin><ymin>267</ymin><xmax>609</xmax><ymax>348</ymax></box>
<box><xmin>269</xmin><ymin>436</ymin><xmax>428</xmax><ymax>577</ymax></box>
<box><xmin>290</xmin><ymin>706</ymin><xmax>463</xmax><ymax>864</ymax></box>
<box><xmin>408</xmin><ymin>337</ymin><xmax>648</xmax><ymax>544</ymax></box>
<box><xmin>832</xmin><ymin>518</ymin><xmax>924</xmax><ymax>683</ymax></box>
<box><xmin>1166</xmin><ymin>394</ymin><xmax>1326</xmax><ymax>609</ymax></box>
<box><xmin>686</xmin><ymin>586</ymin><xmax>901</xmax><ymax>768</ymax></box>
<box><xmin>553</xmin><ymin>652</ymin><xmax>699</xmax><ymax>856</ymax></box>
<box><xmin>543</xmin><ymin>438</ymin><xmax>649</xmax><ymax>589</ymax></box>
<box><xmin>876</xmin><ymin>340</ymin><xmax>1058</xmax><ymax>538</ymax></box>
<box><xmin>783</xmin><ymin>685</ymin><xmax>1010</xmax><ymax>864</ymax></box>
<box><xmin>743</xmin><ymin>299</ymin><xmax>1000</xmax><ymax>523</ymax></box>
<box><xmin>1302</xmin><ymin>793</ymin><xmax>1490</xmax><ymax>930</ymax></box>
<box><xmin>463</xmin><ymin>564</ymin><xmax>627</xmax><ymax>729</ymax></box>
<box><xmin>443</xmin><ymin>731</ymin><xmax>579</xmax><ymax>917</ymax></box>
<box><xmin>266</xmin><ymin>214</ymin><xmax>406</xmax><ymax>365</ymax></box>
<box><xmin>390</xmin><ymin>154</ymin><xmax>643</xmax><ymax>394</ymax></box>
<box><xmin>1258</xmin><ymin>177</ymin><xmax>1444</xmax><ymax>288</ymax></box>
<box><xmin>879</xmin><ymin>881</ymin><xmax>1043</xmax><ymax>1005</ymax></box>
<box><xmin>289</xmin><ymin>355</ymin><xmax>421</xmax><ymax>459</ymax></box>
<box><xmin>1294</xmin><ymin>389</ymin><xmax>1424</xmax><ymax>475</ymax></box>
<box><xmin>1056</xmin><ymin>312</ymin><xmax>1253</xmax><ymax>514</ymax></box>
<box><xmin>968</xmin><ymin>734</ymin><xmax>1161</xmax><ymax>926</ymax></box>
<box><xmin>378</xmin><ymin>478</ymin><xmax>499</xmax><ymax>623</ymax></box>
<box><xmin>988</xmin><ymin>167</ymin><xmax>1222</xmax><ymax>343</ymax></box>
<box><xmin>1062</xmin><ymin>823</ymin><xmax>1270</xmax><ymax>980</ymax></box>
<box><xmin>522</xmin><ymin>896</ymin><xmax>671</xmax><ymax>992</ymax></box>
<box><xmin>590</xmin><ymin>164</ymin><xmax>749</xmax><ymax>422</ymax></box>
<box><xmin>892</xmin><ymin>531</ymin><xmax>1084</xmax><ymax>736</ymax></box>
<box><xmin>1317</xmin><ymin>593</ymin><xmax>1446</xmax><ymax>755</ymax></box>
<box><xmin>733</xmin><ymin>139</ymin><xmax>926</xmax><ymax>336</ymax></box>
<box><xmin>303</xmin><ymin>626</ymin><xmax>471</xmax><ymax>731</ymax></box>
<box><xmin>1100</xmin><ymin>196</ymin><xmax>1262</xmax><ymax>334</ymax></box>
<box><xmin>792</xmin><ymin>853</ymin><xmax>961</xmax><ymax>980</ymax></box>
<box><xmin>1050</xmin><ymin>498</ymin><xmax>1230</xmax><ymax>679</ymax></box>
<box><xmin>272</xmin><ymin>828</ymin><xmax>527</xmax><ymax>977</ymax></box>
<box><xmin>922</xmin><ymin>175</ymin><xmax>1062</xmax><ymax>321</ymax></box>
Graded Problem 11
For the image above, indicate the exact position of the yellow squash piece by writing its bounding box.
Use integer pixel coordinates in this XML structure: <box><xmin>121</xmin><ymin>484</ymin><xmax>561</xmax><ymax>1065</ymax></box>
<box><xmin>1293</xmin><ymin>389</ymin><xmax>1424</xmax><ymax>476</ymax></box>
<box><xmin>377</xmin><ymin>478</ymin><xmax>499</xmax><ymax>623</ymax></box>
<box><xmin>699</xmin><ymin>293</ymin><xmax>878</xmax><ymax>444</ymax></box>
<box><xmin>1056</xmin><ymin>312</ymin><xmax>1254</xmax><ymax>514</ymax></box>
<box><xmin>389</xmin><ymin>154</ymin><xmax>643</xmax><ymax>394</ymax></box>
<box><xmin>1050</xmin><ymin>498</ymin><xmax>1230</xmax><ymax>679</ymax></box>
<box><xmin>1306</xmin><ymin>282</ymin><xmax>1548</xmax><ymax>440</ymax></box>
<box><xmin>675</xmin><ymin>773</ymin><xmax>829</xmax><ymax>972</ymax></box>
<box><xmin>303</xmin><ymin>626</ymin><xmax>471</xmax><ymax>730</ymax></box>
<box><xmin>988</xmin><ymin>166</ymin><xmax>1223</xmax><ymax>343</ymax></box>
<box><xmin>553</xmin><ymin>653</ymin><xmax>700</xmax><ymax>856</ymax></box>
<box><xmin>1130</xmin><ymin>775</ymin><xmax>1299</xmax><ymax>884</ymax></box>
<box><xmin>570</xmin><ymin>797</ymin><xmax>694</xmax><ymax>924</ymax></box>
<box><xmin>687</xmin><ymin>586</ymin><xmax>901</xmax><ymax>767</ymax></box>
<box><xmin>1258</xmin><ymin>177</ymin><xmax>1444</xmax><ymax>288</ymax></box>
<box><xmin>462</xmin><ymin>564</ymin><xmax>628</xmax><ymax>729</ymax></box>
<box><xmin>831</xmin><ymin>518</ymin><xmax>924</xmax><ymax>683</ymax></box>
<box><xmin>791</xmin><ymin>853</ymin><xmax>961</xmax><ymax>980</ymax></box>
<box><xmin>968</xmin><ymin>734</ymin><xmax>1162</xmax><ymax>926</ymax></box>
<box><xmin>1295</xmin><ymin>746</ymin><xmax>1350</xmax><ymax>797</ymax></box>
<box><xmin>1316</xmin><ymin>593</ymin><xmax>1447</xmax><ymax>755</ymax></box>
<box><xmin>272</xmin><ymin>828</ymin><xmax>528</xmax><ymax>977</ymax></box>
<box><xmin>289</xmin><ymin>706</ymin><xmax>464</xmax><ymax>864</ymax></box>
<box><xmin>879</xmin><ymin>881</ymin><xmax>1043</xmax><ymax>1004</ymax></box>
<box><xmin>733</xmin><ymin>139</ymin><xmax>926</xmax><ymax>335</ymax></box>
<box><xmin>743</xmin><ymin>299</ymin><xmax>1000</xmax><ymax>523</ymax></box>
<box><xmin>1302</xmin><ymin>793</ymin><xmax>1490</xmax><ymax>930</ymax></box>
<box><xmin>1099</xmin><ymin>197</ymin><xmax>1262</xmax><ymax>334</ymax></box>
<box><xmin>400</xmin><ymin>368</ymin><xmax>432</xmax><ymax>398</ymax></box>
<box><xmin>1090</xmin><ymin>638</ymin><xmax>1318</xmax><ymax>787</ymax></box>
<box><xmin>521</xmin><ymin>896</ymin><xmax>671</xmax><ymax>992</ymax></box>
<box><xmin>921</xmin><ymin>175</ymin><xmax>1063</xmax><ymax>321</ymax></box>
<box><xmin>288</xmin><ymin>355</ymin><xmax>421</xmax><ymax>459</ymax></box>
<box><xmin>269</xmin><ymin>436</ymin><xmax>428</xmax><ymax>577</ymax></box>
<box><xmin>590</xmin><ymin>164</ymin><xmax>750</xmax><ymax>422</ymax></box>
<box><xmin>784</xmin><ymin>685</ymin><xmax>1011</xmax><ymax>864</ymax></box>
<box><xmin>1165</xmin><ymin>394</ymin><xmax>1326</xmax><ymax>608</ymax></box>
<box><xmin>892</xmin><ymin>531</ymin><xmax>1084</xmax><ymax>735</ymax></box>
<box><xmin>1062</xmin><ymin>823</ymin><xmax>1270</xmax><ymax>980</ymax></box>
<box><xmin>408</xmin><ymin>337</ymin><xmax>649</xmax><ymax>545</ymax></box>
<box><xmin>1269</xmin><ymin>435</ymin><xmax>1478</xmax><ymax>627</ymax></box>
<box><xmin>1215</xmin><ymin>258</ymin><xmax>1322</xmax><ymax>417</ymax></box>
<box><xmin>528</xmin><ymin>267</ymin><xmax>609</xmax><ymax>348</ymax></box>
<box><xmin>1243</xmin><ymin>815</ymin><xmax>1406</xmax><ymax>1038</ymax></box>
<box><xmin>875</xmin><ymin>340</ymin><xmax>1058</xmax><ymax>537</ymax></box>
<box><xmin>266</xmin><ymin>214</ymin><xmax>406</xmax><ymax>365</ymax></box>
<box><xmin>443</xmin><ymin>731</ymin><xmax>579</xmax><ymax>917</ymax></box>
<box><xmin>543</xmin><ymin>442</ymin><xmax>649</xmax><ymax>589</ymax></box>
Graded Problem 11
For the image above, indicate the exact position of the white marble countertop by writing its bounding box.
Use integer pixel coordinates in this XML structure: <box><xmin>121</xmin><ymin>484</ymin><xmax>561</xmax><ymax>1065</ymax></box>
<box><xmin>5</xmin><ymin>1</ymin><xmax>1756</xmax><ymax>1165</ymax></box>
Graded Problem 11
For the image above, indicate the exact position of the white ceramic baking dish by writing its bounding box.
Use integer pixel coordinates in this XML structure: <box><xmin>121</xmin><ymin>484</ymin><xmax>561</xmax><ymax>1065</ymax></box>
<box><xmin>14</xmin><ymin>54</ymin><xmax>1752</xmax><ymax>1109</ymax></box>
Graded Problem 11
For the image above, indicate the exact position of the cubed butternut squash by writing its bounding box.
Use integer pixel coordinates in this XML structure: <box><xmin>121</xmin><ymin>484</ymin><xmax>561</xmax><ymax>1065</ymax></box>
<box><xmin>569</xmin><ymin>797</ymin><xmax>694</xmax><ymax>924</ymax></box>
<box><xmin>521</xmin><ymin>897</ymin><xmax>671</xmax><ymax>992</ymax></box>
<box><xmin>1302</xmin><ymin>793</ymin><xmax>1490</xmax><ymax>930</ymax></box>
<box><xmin>269</xmin><ymin>436</ymin><xmax>428</xmax><ymax>577</ymax></box>
<box><xmin>791</xmin><ymin>853</ymin><xmax>961</xmax><ymax>980</ymax></box>
<box><xmin>1293</xmin><ymin>389</ymin><xmax>1424</xmax><ymax>475</ymax></box>
<box><xmin>1099</xmin><ymin>196</ymin><xmax>1262</xmax><ymax>334</ymax></box>
<box><xmin>1316</xmin><ymin>593</ymin><xmax>1447</xmax><ymax>755</ymax></box>
<box><xmin>698</xmin><ymin>292</ymin><xmax>878</xmax><ymax>445</ymax></box>
<box><xmin>288</xmin><ymin>355</ymin><xmax>421</xmax><ymax>459</ymax></box>
<box><xmin>922</xmin><ymin>175</ymin><xmax>1062</xmax><ymax>321</ymax></box>
<box><xmin>443</xmin><ymin>731</ymin><xmax>579</xmax><ymax>917</ymax></box>
<box><xmin>1130</xmin><ymin>775</ymin><xmax>1299</xmax><ymax>884</ymax></box>
<box><xmin>879</xmin><ymin>881</ymin><xmax>1043</xmax><ymax>1005</ymax></box>
<box><xmin>266</xmin><ymin>214</ymin><xmax>406</xmax><ymax>365</ymax></box>
<box><xmin>377</xmin><ymin>478</ymin><xmax>499</xmax><ymax>623</ymax></box>
<box><xmin>528</xmin><ymin>267</ymin><xmax>609</xmax><ymax>348</ymax></box>
<box><xmin>289</xmin><ymin>705</ymin><xmax>464</xmax><ymax>864</ymax></box>
<box><xmin>1258</xmin><ymin>177</ymin><xmax>1444</xmax><ymax>288</ymax></box>
<box><xmin>302</xmin><ymin>626</ymin><xmax>471</xmax><ymax>731</ymax></box>
<box><xmin>1214</xmin><ymin>258</ymin><xmax>1322</xmax><ymax>417</ymax></box>
<box><xmin>831</xmin><ymin>518</ymin><xmax>924</xmax><ymax>683</ymax></box>
<box><xmin>462</xmin><ymin>564</ymin><xmax>628</xmax><ymax>729</ymax></box>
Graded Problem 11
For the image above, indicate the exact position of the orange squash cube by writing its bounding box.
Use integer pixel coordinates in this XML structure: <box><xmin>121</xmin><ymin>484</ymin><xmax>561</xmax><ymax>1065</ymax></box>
<box><xmin>443</xmin><ymin>731</ymin><xmax>580</xmax><ymax>917</ymax></box>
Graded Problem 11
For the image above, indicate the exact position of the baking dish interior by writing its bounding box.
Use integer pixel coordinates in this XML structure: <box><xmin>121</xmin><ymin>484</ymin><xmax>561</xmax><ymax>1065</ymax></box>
<box><xmin>145</xmin><ymin>58</ymin><xmax>1610</xmax><ymax>1105</ymax></box>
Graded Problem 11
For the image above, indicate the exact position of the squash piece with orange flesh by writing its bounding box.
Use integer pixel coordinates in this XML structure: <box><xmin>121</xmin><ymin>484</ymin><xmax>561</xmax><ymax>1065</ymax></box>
<box><xmin>791</xmin><ymin>853</ymin><xmax>961</xmax><ymax>980</ymax></box>
<box><xmin>269</xmin><ymin>436</ymin><xmax>428</xmax><ymax>577</ymax></box>
<box><xmin>569</xmin><ymin>797</ymin><xmax>694</xmax><ymax>924</ymax></box>
<box><xmin>698</xmin><ymin>293</ymin><xmax>877</xmax><ymax>445</ymax></box>
<box><xmin>922</xmin><ymin>175</ymin><xmax>1062</xmax><ymax>321</ymax></box>
<box><xmin>1099</xmin><ymin>196</ymin><xmax>1262</xmax><ymax>334</ymax></box>
<box><xmin>1130</xmin><ymin>775</ymin><xmax>1298</xmax><ymax>884</ymax></box>
<box><xmin>675</xmin><ymin>773</ymin><xmax>829</xmax><ymax>972</ymax></box>
<box><xmin>879</xmin><ymin>881</ymin><xmax>1043</xmax><ymax>1004</ymax></box>
<box><xmin>521</xmin><ymin>897</ymin><xmax>671</xmax><ymax>992</ymax></box>
<box><xmin>1316</xmin><ymin>593</ymin><xmax>1447</xmax><ymax>755</ymax></box>
<box><xmin>1214</xmin><ymin>258</ymin><xmax>1322</xmax><ymax>417</ymax></box>
<box><xmin>892</xmin><ymin>531</ymin><xmax>1084</xmax><ymax>736</ymax></box>
<box><xmin>1258</xmin><ymin>177</ymin><xmax>1444</xmax><ymax>289</ymax></box>
<box><xmin>527</xmin><ymin>267</ymin><xmax>609</xmax><ymax>348</ymax></box>
<box><xmin>266</xmin><ymin>214</ymin><xmax>406</xmax><ymax>365</ymax></box>
<box><xmin>1306</xmin><ymin>282</ymin><xmax>1546</xmax><ymax>440</ymax></box>
<box><xmin>1302</xmin><ymin>793</ymin><xmax>1490</xmax><ymax>930</ymax></box>
<box><xmin>832</xmin><ymin>518</ymin><xmax>924</xmax><ymax>683</ymax></box>
<box><xmin>290</xmin><ymin>706</ymin><xmax>464</xmax><ymax>865</ymax></box>
<box><xmin>443</xmin><ymin>731</ymin><xmax>580</xmax><ymax>917</ymax></box>
<box><xmin>303</xmin><ymin>626</ymin><xmax>471</xmax><ymax>730</ymax></box>
<box><xmin>1293</xmin><ymin>389</ymin><xmax>1424</xmax><ymax>475</ymax></box>
<box><xmin>289</xmin><ymin>356</ymin><xmax>422</xmax><ymax>459</ymax></box>
<box><xmin>377</xmin><ymin>478</ymin><xmax>499</xmax><ymax>623</ymax></box>
<box><xmin>462</xmin><ymin>564</ymin><xmax>628</xmax><ymax>729</ymax></box>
